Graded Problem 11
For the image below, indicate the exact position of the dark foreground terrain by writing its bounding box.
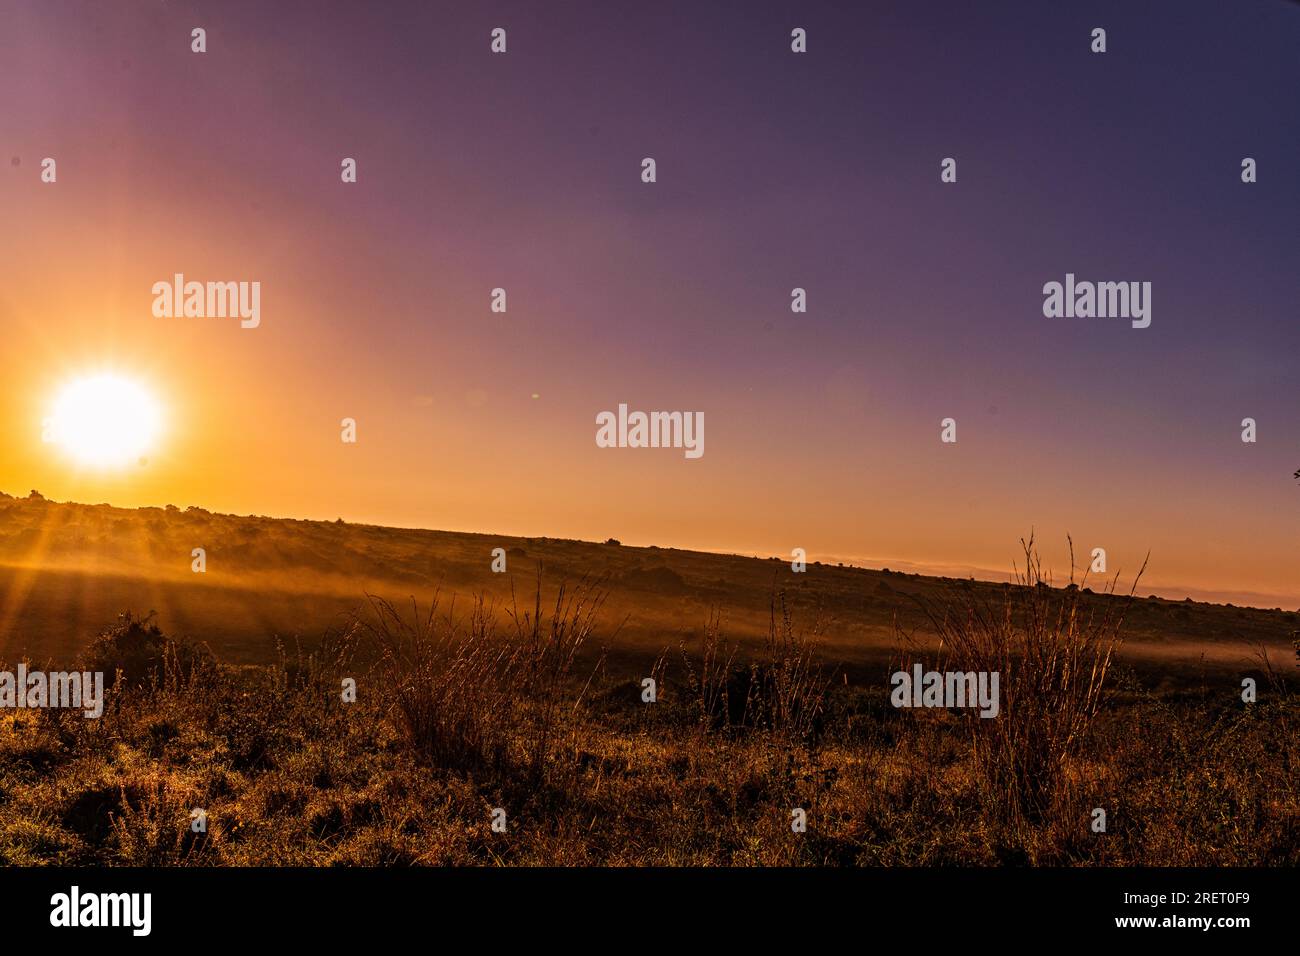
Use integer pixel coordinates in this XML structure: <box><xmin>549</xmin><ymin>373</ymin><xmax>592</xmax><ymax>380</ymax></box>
<box><xmin>0</xmin><ymin>587</ymin><xmax>1295</xmax><ymax>866</ymax></box>
<box><xmin>0</xmin><ymin>493</ymin><xmax>1295</xmax><ymax>865</ymax></box>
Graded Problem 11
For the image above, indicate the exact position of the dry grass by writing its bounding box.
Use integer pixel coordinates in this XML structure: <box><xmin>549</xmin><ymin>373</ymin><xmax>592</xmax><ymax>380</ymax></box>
<box><xmin>363</xmin><ymin>594</ymin><xmax>519</xmax><ymax>777</ymax></box>
<box><xmin>0</xmin><ymin>565</ymin><xmax>1293</xmax><ymax>867</ymax></box>
<box><xmin>678</xmin><ymin>592</ymin><xmax>831</xmax><ymax>742</ymax></box>
<box><xmin>914</xmin><ymin>537</ymin><xmax>1144</xmax><ymax>831</ymax></box>
<box><xmin>360</xmin><ymin>574</ymin><xmax>605</xmax><ymax>784</ymax></box>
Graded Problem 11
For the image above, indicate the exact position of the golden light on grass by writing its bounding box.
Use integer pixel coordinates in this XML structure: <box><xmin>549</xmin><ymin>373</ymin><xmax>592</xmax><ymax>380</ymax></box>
<box><xmin>46</xmin><ymin>373</ymin><xmax>163</xmax><ymax>469</ymax></box>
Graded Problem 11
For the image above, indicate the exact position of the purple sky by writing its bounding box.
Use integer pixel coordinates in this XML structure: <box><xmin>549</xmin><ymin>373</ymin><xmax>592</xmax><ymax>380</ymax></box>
<box><xmin>1</xmin><ymin>0</ymin><xmax>1297</xmax><ymax>607</ymax></box>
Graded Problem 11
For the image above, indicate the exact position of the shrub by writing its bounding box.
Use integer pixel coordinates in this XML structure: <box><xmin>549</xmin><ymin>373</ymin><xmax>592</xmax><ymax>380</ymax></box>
<box><xmin>78</xmin><ymin>612</ymin><xmax>213</xmax><ymax>690</ymax></box>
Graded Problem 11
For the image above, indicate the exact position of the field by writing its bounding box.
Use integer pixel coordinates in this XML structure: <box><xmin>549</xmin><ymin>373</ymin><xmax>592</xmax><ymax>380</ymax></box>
<box><xmin>0</xmin><ymin>492</ymin><xmax>1295</xmax><ymax>865</ymax></box>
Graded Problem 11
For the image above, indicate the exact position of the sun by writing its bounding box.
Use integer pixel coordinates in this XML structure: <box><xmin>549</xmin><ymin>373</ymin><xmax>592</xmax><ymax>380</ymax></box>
<box><xmin>47</xmin><ymin>374</ymin><xmax>163</xmax><ymax>468</ymax></box>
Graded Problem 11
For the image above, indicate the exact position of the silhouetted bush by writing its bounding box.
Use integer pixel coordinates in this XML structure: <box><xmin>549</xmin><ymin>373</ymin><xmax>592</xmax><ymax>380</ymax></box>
<box><xmin>78</xmin><ymin>612</ymin><xmax>213</xmax><ymax>690</ymax></box>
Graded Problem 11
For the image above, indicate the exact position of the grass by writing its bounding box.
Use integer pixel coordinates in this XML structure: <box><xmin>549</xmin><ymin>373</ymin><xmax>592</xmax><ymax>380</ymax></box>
<box><xmin>912</xmin><ymin>536</ymin><xmax>1142</xmax><ymax>831</ymax></box>
<box><xmin>0</xmin><ymin>550</ymin><xmax>1294</xmax><ymax>866</ymax></box>
<box><xmin>3</xmin><ymin>494</ymin><xmax>1294</xmax><ymax>677</ymax></box>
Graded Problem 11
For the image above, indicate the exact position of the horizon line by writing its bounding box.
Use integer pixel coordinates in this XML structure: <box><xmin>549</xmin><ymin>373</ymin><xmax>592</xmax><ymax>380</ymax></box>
<box><xmin>5</xmin><ymin>487</ymin><xmax>1298</xmax><ymax>614</ymax></box>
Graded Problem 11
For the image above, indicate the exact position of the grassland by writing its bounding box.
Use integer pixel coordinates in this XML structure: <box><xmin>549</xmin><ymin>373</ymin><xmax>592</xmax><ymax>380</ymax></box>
<box><xmin>0</xmin><ymin>492</ymin><xmax>1295</xmax><ymax>865</ymax></box>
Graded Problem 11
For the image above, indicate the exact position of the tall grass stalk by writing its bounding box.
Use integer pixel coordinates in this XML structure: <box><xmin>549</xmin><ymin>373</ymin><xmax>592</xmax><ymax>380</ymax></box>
<box><xmin>924</xmin><ymin>536</ymin><xmax>1145</xmax><ymax>826</ymax></box>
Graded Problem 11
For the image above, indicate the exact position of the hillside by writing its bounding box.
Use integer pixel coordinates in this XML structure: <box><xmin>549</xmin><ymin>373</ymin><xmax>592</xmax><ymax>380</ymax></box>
<box><xmin>0</xmin><ymin>490</ymin><xmax>1295</xmax><ymax>868</ymax></box>
<box><xmin>0</xmin><ymin>491</ymin><xmax>1293</xmax><ymax>682</ymax></box>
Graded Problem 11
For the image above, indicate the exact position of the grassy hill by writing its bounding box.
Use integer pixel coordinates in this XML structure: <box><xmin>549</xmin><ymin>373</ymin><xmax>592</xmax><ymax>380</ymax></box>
<box><xmin>0</xmin><ymin>492</ymin><xmax>1295</xmax><ymax>866</ymax></box>
<box><xmin>0</xmin><ymin>491</ymin><xmax>1294</xmax><ymax>684</ymax></box>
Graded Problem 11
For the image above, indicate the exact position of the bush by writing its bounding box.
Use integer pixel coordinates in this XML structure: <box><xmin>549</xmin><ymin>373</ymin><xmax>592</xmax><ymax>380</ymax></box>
<box><xmin>78</xmin><ymin>612</ymin><xmax>213</xmax><ymax>690</ymax></box>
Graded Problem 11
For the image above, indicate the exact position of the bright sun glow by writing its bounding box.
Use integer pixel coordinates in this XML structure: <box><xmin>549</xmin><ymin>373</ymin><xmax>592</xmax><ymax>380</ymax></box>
<box><xmin>48</xmin><ymin>374</ymin><xmax>163</xmax><ymax>468</ymax></box>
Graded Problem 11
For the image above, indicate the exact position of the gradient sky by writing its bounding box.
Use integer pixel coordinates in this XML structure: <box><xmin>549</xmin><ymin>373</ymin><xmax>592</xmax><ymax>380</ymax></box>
<box><xmin>1</xmin><ymin>0</ymin><xmax>1297</xmax><ymax>607</ymax></box>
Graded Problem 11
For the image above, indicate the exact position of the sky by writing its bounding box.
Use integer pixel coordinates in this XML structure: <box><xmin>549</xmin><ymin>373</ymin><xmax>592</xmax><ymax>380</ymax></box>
<box><xmin>1</xmin><ymin>0</ymin><xmax>1297</xmax><ymax>608</ymax></box>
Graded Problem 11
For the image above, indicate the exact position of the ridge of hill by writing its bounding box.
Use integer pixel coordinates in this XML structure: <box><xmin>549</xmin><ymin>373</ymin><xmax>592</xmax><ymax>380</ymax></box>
<box><xmin>0</xmin><ymin>492</ymin><xmax>1293</xmax><ymax>681</ymax></box>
